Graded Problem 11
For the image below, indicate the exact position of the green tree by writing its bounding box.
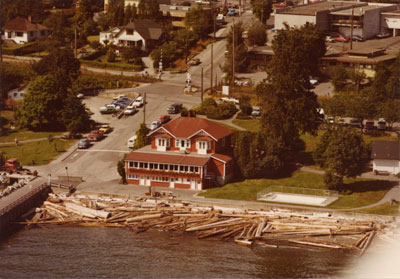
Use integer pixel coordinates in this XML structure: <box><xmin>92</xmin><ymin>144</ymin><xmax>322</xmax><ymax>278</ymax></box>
<box><xmin>239</xmin><ymin>95</ymin><xmax>252</xmax><ymax>115</ymax></box>
<box><xmin>251</xmin><ymin>0</ymin><xmax>273</xmax><ymax>25</ymax></box>
<box><xmin>17</xmin><ymin>75</ymin><xmax>65</xmax><ymax>128</ymax></box>
<box><xmin>223</xmin><ymin>21</ymin><xmax>248</xmax><ymax>77</ymax></box>
<box><xmin>314</xmin><ymin>126</ymin><xmax>368</xmax><ymax>191</ymax></box>
<box><xmin>134</xmin><ymin>123</ymin><xmax>150</xmax><ymax>149</ymax></box>
<box><xmin>106</xmin><ymin>48</ymin><xmax>117</xmax><ymax>62</ymax></box>
<box><xmin>320</xmin><ymin>95</ymin><xmax>348</xmax><ymax>118</ymax></box>
<box><xmin>247</xmin><ymin>20</ymin><xmax>267</xmax><ymax>46</ymax></box>
<box><xmin>62</xmin><ymin>95</ymin><xmax>91</xmax><ymax>134</ymax></box>
<box><xmin>117</xmin><ymin>157</ymin><xmax>127</xmax><ymax>184</ymax></box>
<box><xmin>330</xmin><ymin>65</ymin><xmax>349</xmax><ymax>92</ymax></box>
<box><xmin>258</xmin><ymin>23</ymin><xmax>325</xmax><ymax>141</ymax></box>
<box><xmin>184</xmin><ymin>7</ymin><xmax>212</xmax><ymax>38</ymax></box>
<box><xmin>121</xmin><ymin>47</ymin><xmax>141</xmax><ymax>62</ymax></box>
<box><xmin>379</xmin><ymin>99</ymin><xmax>400</xmax><ymax>129</ymax></box>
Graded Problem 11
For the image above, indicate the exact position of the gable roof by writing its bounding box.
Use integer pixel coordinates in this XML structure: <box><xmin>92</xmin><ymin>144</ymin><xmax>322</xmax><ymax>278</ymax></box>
<box><xmin>150</xmin><ymin>117</ymin><xmax>234</xmax><ymax>141</ymax></box>
<box><xmin>122</xmin><ymin>20</ymin><xmax>163</xmax><ymax>40</ymax></box>
<box><xmin>371</xmin><ymin>141</ymin><xmax>400</xmax><ymax>160</ymax></box>
<box><xmin>2</xmin><ymin>17</ymin><xmax>48</xmax><ymax>32</ymax></box>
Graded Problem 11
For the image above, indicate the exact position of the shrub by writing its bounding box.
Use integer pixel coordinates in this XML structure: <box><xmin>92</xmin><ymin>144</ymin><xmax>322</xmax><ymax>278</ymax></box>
<box><xmin>236</xmin><ymin>111</ymin><xmax>252</xmax><ymax>120</ymax></box>
<box><xmin>207</xmin><ymin>103</ymin><xmax>238</xmax><ymax>120</ymax></box>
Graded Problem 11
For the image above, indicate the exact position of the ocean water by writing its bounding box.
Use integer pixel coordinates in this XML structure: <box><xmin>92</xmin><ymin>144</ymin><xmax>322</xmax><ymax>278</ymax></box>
<box><xmin>0</xmin><ymin>226</ymin><xmax>355</xmax><ymax>279</ymax></box>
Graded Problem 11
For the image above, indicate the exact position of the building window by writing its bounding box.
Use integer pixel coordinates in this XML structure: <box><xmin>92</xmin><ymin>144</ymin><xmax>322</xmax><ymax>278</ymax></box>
<box><xmin>176</xmin><ymin>138</ymin><xmax>190</xmax><ymax>148</ymax></box>
<box><xmin>144</xmin><ymin>163</ymin><xmax>148</xmax><ymax>169</ymax></box>
<box><xmin>169</xmin><ymin>165</ymin><xmax>174</xmax><ymax>171</ymax></box>
<box><xmin>184</xmin><ymin>166</ymin><xmax>189</xmax><ymax>172</ymax></box>
<box><xmin>129</xmin><ymin>161</ymin><xmax>134</xmax><ymax>168</ymax></box>
<box><xmin>190</xmin><ymin>166</ymin><xmax>194</xmax><ymax>172</ymax></box>
<box><xmin>41</xmin><ymin>30</ymin><xmax>45</xmax><ymax>36</ymax></box>
<box><xmin>149</xmin><ymin>163</ymin><xmax>154</xmax><ymax>169</ymax></box>
<box><xmin>157</xmin><ymin>138</ymin><xmax>170</xmax><ymax>147</ymax></box>
<box><xmin>16</xmin><ymin>32</ymin><xmax>23</xmax><ymax>37</ymax></box>
<box><xmin>195</xmin><ymin>167</ymin><xmax>199</xmax><ymax>173</ymax></box>
<box><xmin>127</xmin><ymin>29</ymin><xmax>134</xmax><ymax>35</ymax></box>
<box><xmin>128</xmin><ymin>174</ymin><xmax>139</xmax><ymax>180</ymax></box>
<box><xmin>197</xmin><ymin>141</ymin><xmax>210</xmax><ymax>150</ymax></box>
<box><xmin>174</xmin><ymin>165</ymin><xmax>179</xmax><ymax>171</ymax></box>
<box><xmin>154</xmin><ymin>163</ymin><xmax>158</xmax><ymax>170</ymax></box>
<box><xmin>180</xmin><ymin>165</ymin><xmax>184</xmax><ymax>171</ymax></box>
<box><xmin>160</xmin><ymin>164</ymin><xmax>164</xmax><ymax>170</ymax></box>
<box><xmin>134</xmin><ymin>162</ymin><xmax>138</xmax><ymax>168</ymax></box>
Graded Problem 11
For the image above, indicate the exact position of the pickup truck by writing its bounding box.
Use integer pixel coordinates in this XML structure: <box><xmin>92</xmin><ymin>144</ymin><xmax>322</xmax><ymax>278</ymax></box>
<box><xmin>100</xmin><ymin>104</ymin><xmax>120</xmax><ymax>114</ymax></box>
<box><xmin>87</xmin><ymin>130</ymin><xmax>104</xmax><ymax>141</ymax></box>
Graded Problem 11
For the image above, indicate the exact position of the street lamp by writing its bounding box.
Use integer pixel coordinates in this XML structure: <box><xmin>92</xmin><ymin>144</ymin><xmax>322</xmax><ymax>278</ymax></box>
<box><xmin>65</xmin><ymin>166</ymin><xmax>69</xmax><ymax>181</ymax></box>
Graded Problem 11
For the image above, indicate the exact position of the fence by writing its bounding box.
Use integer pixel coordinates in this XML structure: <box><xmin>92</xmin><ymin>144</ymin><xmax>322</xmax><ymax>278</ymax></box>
<box><xmin>257</xmin><ymin>185</ymin><xmax>339</xmax><ymax>201</ymax></box>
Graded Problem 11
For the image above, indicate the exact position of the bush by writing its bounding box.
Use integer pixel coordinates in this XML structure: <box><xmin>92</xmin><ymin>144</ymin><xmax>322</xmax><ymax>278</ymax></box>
<box><xmin>80</xmin><ymin>60</ymin><xmax>143</xmax><ymax>71</ymax></box>
<box><xmin>207</xmin><ymin>103</ymin><xmax>238</xmax><ymax>120</ymax></box>
<box><xmin>194</xmin><ymin>98</ymin><xmax>217</xmax><ymax>115</ymax></box>
<box><xmin>3</xmin><ymin>42</ymin><xmax>45</xmax><ymax>56</ymax></box>
<box><xmin>82</xmin><ymin>47</ymin><xmax>108</xmax><ymax>60</ymax></box>
<box><xmin>324</xmin><ymin>171</ymin><xmax>344</xmax><ymax>192</ymax></box>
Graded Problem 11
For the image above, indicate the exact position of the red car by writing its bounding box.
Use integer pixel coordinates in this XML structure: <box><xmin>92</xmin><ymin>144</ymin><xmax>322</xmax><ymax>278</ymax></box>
<box><xmin>87</xmin><ymin>130</ymin><xmax>103</xmax><ymax>141</ymax></box>
<box><xmin>157</xmin><ymin>114</ymin><xmax>171</xmax><ymax>124</ymax></box>
<box><xmin>333</xmin><ymin>36</ymin><xmax>348</xmax><ymax>43</ymax></box>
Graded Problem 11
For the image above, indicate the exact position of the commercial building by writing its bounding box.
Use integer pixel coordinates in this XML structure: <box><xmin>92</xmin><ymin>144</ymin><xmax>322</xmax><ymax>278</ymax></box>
<box><xmin>125</xmin><ymin>117</ymin><xmax>235</xmax><ymax>190</ymax></box>
<box><xmin>274</xmin><ymin>1</ymin><xmax>399</xmax><ymax>38</ymax></box>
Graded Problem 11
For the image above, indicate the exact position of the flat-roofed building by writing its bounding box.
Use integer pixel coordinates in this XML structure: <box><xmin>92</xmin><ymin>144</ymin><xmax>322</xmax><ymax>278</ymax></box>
<box><xmin>381</xmin><ymin>9</ymin><xmax>400</xmax><ymax>37</ymax></box>
<box><xmin>274</xmin><ymin>1</ymin><xmax>399</xmax><ymax>38</ymax></box>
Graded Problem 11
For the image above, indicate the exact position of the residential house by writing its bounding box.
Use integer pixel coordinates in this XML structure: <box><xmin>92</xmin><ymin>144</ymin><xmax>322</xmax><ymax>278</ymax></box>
<box><xmin>274</xmin><ymin>1</ymin><xmax>399</xmax><ymax>38</ymax></box>
<box><xmin>371</xmin><ymin>140</ymin><xmax>400</xmax><ymax>175</ymax></box>
<box><xmin>125</xmin><ymin>117</ymin><xmax>235</xmax><ymax>190</ymax></box>
<box><xmin>99</xmin><ymin>20</ymin><xmax>164</xmax><ymax>52</ymax></box>
<box><xmin>7</xmin><ymin>85</ymin><xmax>28</xmax><ymax>100</ymax></box>
<box><xmin>1</xmin><ymin>17</ymin><xmax>50</xmax><ymax>44</ymax></box>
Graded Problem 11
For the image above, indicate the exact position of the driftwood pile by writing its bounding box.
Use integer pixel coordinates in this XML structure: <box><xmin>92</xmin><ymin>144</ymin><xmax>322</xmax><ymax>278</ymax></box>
<box><xmin>22</xmin><ymin>193</ymin><xmax>400</xmax><ymax>254</ymax></box>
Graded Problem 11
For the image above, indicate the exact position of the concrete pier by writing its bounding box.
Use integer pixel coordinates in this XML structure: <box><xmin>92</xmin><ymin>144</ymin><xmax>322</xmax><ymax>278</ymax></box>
<box><xmin>0</xmin><ymin>177</ymin><xmax>50</xmax><ymax>240</ymax></box>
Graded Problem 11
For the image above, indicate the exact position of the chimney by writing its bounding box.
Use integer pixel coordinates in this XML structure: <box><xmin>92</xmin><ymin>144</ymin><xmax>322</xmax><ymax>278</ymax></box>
<box><xmin>28</xmin><ymin>16</ymin><xmax>32</xmax><ymax>22</ymax></box>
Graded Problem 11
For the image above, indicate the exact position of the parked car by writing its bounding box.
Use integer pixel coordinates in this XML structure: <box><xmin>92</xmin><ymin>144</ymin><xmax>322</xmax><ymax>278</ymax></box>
<box><xmin>333</xmin><ymin>35</ymin><xmax>348</xmax><ymax>43</ymax></box>
<box><xmin>349</xmin><ymin>119</ymin><xmax>362</xmax><ymax>128</ymax></box>
<box><xmin>133</xmin><ymin>96</ymin><xmax>144</xmax><ymax>108</ymax></box>
<box><xmin>220</xmin><ymin>97</ymin><xmax>239</xmax><ymax>104</ymax></box>
<box><xmin>98</xmin><ymin>124</ymin><xmax>112</xmax><ymax>134</ymax></box>
<box><xmin>327</xmin><ymin>117</ymin><xmax>335</xmax><ymax>124</ymax></box>
<box><xmin>150</xmin><ymin>121</ymin><xmax>161</xmax><ymax>130</ymax></box>
<box><xmin>216</xmin><ymin>14</ymin><xmax>225</xmax><ymax>24</ymax></box>
<box><xmin>127</xmin><ymin>135</ymin><xmax>137</xmax><ymax>148</ymax></box>
<box><xmin>227</xmin><ymin>9</ymin><xmax>236</xmax><ymax>16</ymax></box>
<box><xmin>376</xmin><ymin>32</ymin><xmax>390</xmax><ymax>39</ymax></box>
<box><xmin>124</xmin><ymin>107</ymin><xmax>138</xmax><ymax>115</ymax></box>
<box><xmin>78</xmin><ymin>138</ymin><xmax>91</xmax><ymax>149</ymax></box>
<box><xmin>100</xmin><ymin>104</ymin><xmax>120</xmax><ymax>114</ymax></box>
<box><xmin>77</xmin><ymin>93</ymin><xmax>85</xmax><ymax>99</ymax></box>
<box><xmin>167</xmin><ymin>103</ymin><xmax>183</xmax><ymax>114</ymax></box>
<box><xmin>188</xmin><ymin>58</ymin><xmax>201</xmax><ymax>66</ymax></box>
<box><xmin>377</xmin><ymin>118</ymin><xmax>387</xmax><ymax>130</ymax></box>
<box><xmin>157</xmin><ymin>114</ymin><xmax>171</xmax><ymax>124</ymax></box>
<box><xmin>2</xmin><ymin>158</ymin><xmax>22</xmax><ymax>172</ymax></box>
<box><xmin>251</xmin><ymin>107</ymin><xmax>261</xmax><ymax>117</ymax></box>
<box><xmin>351</xmin><ymin>35</ymin><xmax>365</xmax><ymax>42</ymax></box>
<box><xmin>310</xmin><ymin>77</ymin><xmax>319</xmax><ymax>85</ymax></box>
<box><xmin>87</xmin><ymin>130</ymin><xmax>103</xmax><ymax>141</ymax></box>
<box><xmin>365</xmin><ymin>120</ymin><xmax>375</xmax><ymax>130</ymax></box>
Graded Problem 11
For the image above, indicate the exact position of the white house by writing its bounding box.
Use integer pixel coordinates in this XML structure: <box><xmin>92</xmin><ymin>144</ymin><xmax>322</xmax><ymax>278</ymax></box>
<box><xmin>1</xmin><ymin>17</ymin><xmax>50</xmax><ymax>44</ymax></box>
<box><xmin>371</xmin><ymin>140</ymin><xmax>400</xmax><ymax>175</ymax></box>
<box><xmin>7</xmin><ymin>85</ymin><xmax>28</xmax><ymax>100</ymax></box>
<box><xmin>99</xmin><ymin>20</ymin><xmax>164</xmax><ymax>52</ymax></box>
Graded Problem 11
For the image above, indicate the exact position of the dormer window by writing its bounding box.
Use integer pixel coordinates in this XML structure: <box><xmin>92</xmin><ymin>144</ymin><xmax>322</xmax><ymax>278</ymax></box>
<box><xmin>176</xmin><ymin>138</ymin><xmax>190</xmax><ymax>148</ymax></box>
<box><xmin>127</xmin><ymin>29</ymin><xmax>134</xmax><ymax>35</ymax></box>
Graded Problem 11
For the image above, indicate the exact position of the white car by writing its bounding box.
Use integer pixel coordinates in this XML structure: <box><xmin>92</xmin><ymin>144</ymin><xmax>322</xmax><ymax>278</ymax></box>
<box><xmin>251</xmin><ymin>107</ymin><xmax>261</xmax><ymax>117</ymax></box>
<box><xmin>77</xmin><ymin>93</ymin><xmax>85</xmax><ymax>99</ymax></box>
<box><xmin>124</xmin><ymin>108</ymin><xmax>137</xmax><ymax>115</ymax></box>
<box><xmin>126</xmin><ymin>103</ymin><xmax>136</xmax><ymax>110</ymax></box>
<box><xmin>133</xmin><ymin>96</ymin><xmax>144</xmax><ymax>107</ymax></box>
<box><xmin>150</xmin><ymin>121</ymin><xmax>161</xmax><ymax>130</ymax></box>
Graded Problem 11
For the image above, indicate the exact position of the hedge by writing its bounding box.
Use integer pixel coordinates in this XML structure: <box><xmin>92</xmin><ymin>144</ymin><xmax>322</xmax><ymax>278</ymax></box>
<box><xmin>3</xmin><ymin>42</ymin><xmax>44</xmax><ymax>56</ymax></box>
<box><xmin>80</xmin><ymin>60</ymin><xmax>143</xmax><ymax>71</ymax></box>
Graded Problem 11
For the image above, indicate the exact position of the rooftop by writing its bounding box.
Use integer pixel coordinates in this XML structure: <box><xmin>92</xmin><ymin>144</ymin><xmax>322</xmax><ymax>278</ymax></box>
<box><xmin>276</xmin><ymin>1</ymin><xmax>358</xmax><ymax>16</ymax></box>
<box><xmin>371</xmin><ymin>141</ymin><xmax>400</xmax><ymax>160</ymax></box>
<box><xmin>2</xmin><ymin>17</ymin><xmax>48</xmax><ymax>32</ymax></box>
<box><xmin>150</xmin><ymin>117</ymin><xmax>234</xmax><ymax>141</ymax></box>
<box><xmin>331</xmin><ymin>3</ymin><xmax>396</xmax><ymax>16</ymax></box>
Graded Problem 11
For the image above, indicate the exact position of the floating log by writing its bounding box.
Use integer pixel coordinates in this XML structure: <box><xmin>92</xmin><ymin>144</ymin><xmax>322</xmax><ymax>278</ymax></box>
<box><xmin>125</xmin><ymin>213</ymin><xmax>163</xmax><ymax>223</ymax></box>
<box><xmin>65</xmin><ymin>202</ymin><xmax>111</xmax><ymax>219</ymax></box>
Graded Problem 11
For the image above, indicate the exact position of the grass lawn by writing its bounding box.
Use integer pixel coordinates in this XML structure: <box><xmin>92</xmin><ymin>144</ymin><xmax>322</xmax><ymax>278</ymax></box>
<box><xmin>0</xmin><ymin>138</ymin><xmax>76</xmax><ymax>166</ymax></box>
<box><xmin>232</xmin><ymin>119</ymin><xmax>260</xmax><ymax>133</ymax></box>
<box><xmin>353</xmin><ymin>202</ymin><xmax>400</xmax><ymax>216</ymax></box>
<box><xmin>0</xmin><ymin>129</ymin><xmax>65</xmax><ymax>143</ymax></box>
<box><xmin>200</xmin><ymin>171</ymin><xmax>394</xmax><ymax>210</ymax></box>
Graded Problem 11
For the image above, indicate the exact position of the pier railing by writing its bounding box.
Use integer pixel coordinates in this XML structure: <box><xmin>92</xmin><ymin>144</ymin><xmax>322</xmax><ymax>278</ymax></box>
<box><xmin>0</xmin><ymin>183</ymin><xmax>49</xmax><ymax>216</ymax></box>
<box><xmin>257</xmin><ymin>185</ymin><xmax>339</xmax><ymax>200</ymax></box>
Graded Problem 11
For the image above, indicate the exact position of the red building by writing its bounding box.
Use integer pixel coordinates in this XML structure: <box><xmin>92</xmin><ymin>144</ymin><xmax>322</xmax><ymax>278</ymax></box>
<box><xmin>125</xmin><ymin>117</ymin><xmax>235</xmax><ymax>190</ymax></box>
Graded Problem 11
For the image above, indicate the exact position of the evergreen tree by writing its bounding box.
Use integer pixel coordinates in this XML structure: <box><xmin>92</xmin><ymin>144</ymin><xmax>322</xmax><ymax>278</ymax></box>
<box><xmin>134</xmin><ymin>123</ymin><xmax>150</xmax><ymax>149</ymax></box>
<box><xmin>251</xmin><ymin>0</ymin><xmax>273</xmax><ymax>25</ymax></box>
<box><xmin>223</xmin><ymin>21</ymin><xmax>248</xmax><ymax>78</ymax></box>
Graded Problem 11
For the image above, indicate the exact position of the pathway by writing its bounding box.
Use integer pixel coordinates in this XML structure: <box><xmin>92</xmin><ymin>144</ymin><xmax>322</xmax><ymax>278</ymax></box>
<box><xmin>0</xmin><ymin>135</ymin><xmax>63</xmax><ymax>146</ymax></box>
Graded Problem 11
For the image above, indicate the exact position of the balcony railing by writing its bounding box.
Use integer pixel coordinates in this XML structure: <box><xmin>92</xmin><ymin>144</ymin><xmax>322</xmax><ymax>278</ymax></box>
<box><xmin>127</xmin><ymin>168</ymin><xmax>201</xmax><ymax>178</ymax></box>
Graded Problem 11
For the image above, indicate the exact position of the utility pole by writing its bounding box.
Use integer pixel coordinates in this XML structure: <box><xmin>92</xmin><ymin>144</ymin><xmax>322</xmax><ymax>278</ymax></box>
<box><xmin>232</xmin><ymin>18</ymin><xmax>235</xmax><ymax>89</ymax></box>
<box><xmin>210</xmin><ymin>44</ymin><xmax>213</xmax><ymax>94</ymax></box>
<box><xmin>143</xmin><ymin>92</ymin><xmax>146</xmax><ymax>124</ymax></box>
<box><xmin>74</xmin><ymin>28</ymin><xmax>77</xmax><ymax>58</ymax></box>
<box><xmin>201</xmin><ymin>67</ymin><xmax>204</xmax><ymax>102</ymax></box>
<box><xmin>350</xmin><ymin>6</ymin><xmax>354</xmax><ymax>50</ymax></box>
<box><xmin>213</xmin><ymin>11</ymin><xmax>216</xmax><ymax>40</ymax></box>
